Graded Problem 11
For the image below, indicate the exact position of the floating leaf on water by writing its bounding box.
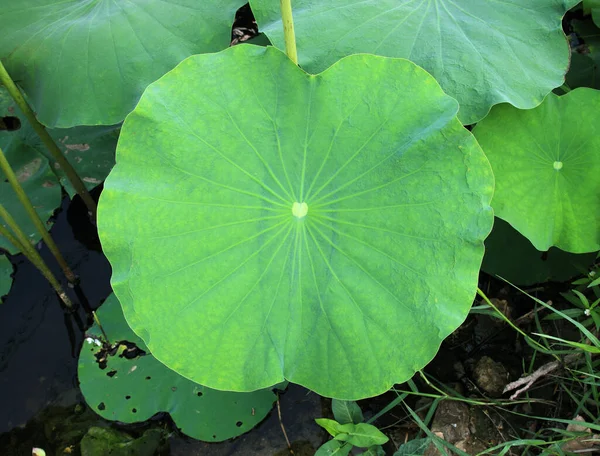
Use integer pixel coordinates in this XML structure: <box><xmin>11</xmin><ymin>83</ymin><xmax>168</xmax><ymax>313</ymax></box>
<box><xmin>0</xmin><ymin>255</ymin><xmax>14</xmax><ymax>303</ymax></box>
<box><xmin>78</xmin><ymin>293</ymin><xmax>277</xmax><ymax>442</ymax></box>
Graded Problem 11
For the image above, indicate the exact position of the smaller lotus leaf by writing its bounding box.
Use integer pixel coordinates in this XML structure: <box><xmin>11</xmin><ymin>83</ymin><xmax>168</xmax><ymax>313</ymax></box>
<box><xmin>483</xmin><ymin>218</ymin><xmax>597</xmax><ymax>285</ymax></box>
<box><xmin>473</xmin><ymin>88</ymin><xmax>600</xmax><ymax>253</ymax></box>
<box><xmin>250</xmin><ymin>0</ymin><xmax>578</xmax><ymax>124</ymax></box>
<box><xmin>78</xmin><ymin>293</ymin><xmax>277</xmax><ymax>442</ymax></box>
<box><xmin>0</xmin><ymin>0</ymin><xmax>245</xmax><ymax>127</ymax></box>
<box><xmin>0</xmin><ymin>254</ymin><xmax>13</xmax><ymax>303</ymax></box>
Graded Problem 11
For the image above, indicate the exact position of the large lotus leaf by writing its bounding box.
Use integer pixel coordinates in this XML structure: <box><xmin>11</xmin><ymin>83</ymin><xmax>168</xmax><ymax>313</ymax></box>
<box><xmin>98</xmin><ymin>45</ymin><xmax>494</xmax><ymax>399</ymax></box>
<box><xmin>78</xmin><ymin>293</ymin><xmax>277</xmax><ymax>442</ymax></box>
<box><xmin>0</xmin><ymin>0</ymin><xmax>245</xmax><ymax>128</ymax></box>
<box><xmin>1</xmin><ymin>87</ymin><xmax>119</xmax><ymax>199</ymax></box>
<box><xmin>0</xmin><ymin>254</ymin><xmax>13</xmax><ymax>303</ymax></box>
<box><xmin>482</xmin><ymin>218</ymin><xmax>598</xmax><ymax>286</ymax></box>
<box><xmin>249</xmin><ymin>0</ymin><xmax>577</xmax><ymax>124</ymax></box>
<box><xmin>473</xmin><ymin>88</ymin><xmax>600</xmax><ymax>253</ymax></box>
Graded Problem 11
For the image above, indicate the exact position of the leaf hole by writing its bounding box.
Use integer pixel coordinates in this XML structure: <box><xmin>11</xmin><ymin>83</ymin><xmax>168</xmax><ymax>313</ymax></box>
<box><xmin>197</xmin><ymin>392</ymin><xmax>203</xmax><ymax>397</ymax></box>
<box><xmin>145</xmin><ymin>376</ymin><xmax>151</xmax><ymax>380</ymax></box>
<box><xmin>106</xmin><ymin>369</ymin><xmax>117</xmax><ymax>378</ymax></box>
<box><xmin>0</xmin><ymin>116</ymin><xmax>21</xmax><ymax>131</ymax></box>
<box><xmin>132</xmin><ymin>408</ymin><xmax>137</xmax><ymax>413</ymax></box>
<box><xmin>98</xmin><ymin>402</ymin><xmax>106</xmax><ymax>411</ymax></box>
<box><xmin>118</xmin><ymin>342</ymin><xmax>146</xmax><ymax>359</ymax></box>
<box><xmin>171</xmin><ymin>386</ymin><xmax>177</xmax><ymax>392</ymax></box>
<box><xmin>236</xmin><ymin>421</ymin><xmax>243</xmax><ymax>427</ymax></box>
<box><xmin>125</xmin><ymin>395</ymin><xmax>131</xmax><ymax>400</ymax></box>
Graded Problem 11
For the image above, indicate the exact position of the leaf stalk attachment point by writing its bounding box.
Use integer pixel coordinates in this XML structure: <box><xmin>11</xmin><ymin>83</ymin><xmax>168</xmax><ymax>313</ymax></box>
<box><xmin>0</xmin><ymin>145</ymin><xmax>77</xmax><ymax>284</ymax></box>
<box><xmin>280</xmin><ymin>0</ymin><xmax>298</xmax><ymax>65</ymax></box>
<box><xmin>0</xmin><ymin>60</ymin><xmax>97</xmax><ymax>220</ymax></box>
<box><xmin>0</xmin><ymin>204</ymin><xmax>73</xmax><ymax>308</ymax></box>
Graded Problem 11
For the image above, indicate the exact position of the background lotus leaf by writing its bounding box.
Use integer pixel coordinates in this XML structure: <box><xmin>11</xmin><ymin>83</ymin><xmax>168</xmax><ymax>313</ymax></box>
<box><xmin>0</xmin><ymin>97</ymin><xmax>61</xmax><ymax>253</ymax></box>
<box><xmin>583</xmin><ymin>0</ymin><xmax>600</xmax><ymax>27</ymax></box>
<box><xmin>567</xmin><ymin>19</ymin><xmax>600</xmax><ymax>90</ymax></box>
<box><xmin>482</xmin><ymin>218</ymin><xmax>598</xmax><ymax>286</ymax></box>
<box><xmin>0</xmin><ymin>0</ymin><xmax>244</xmax><ymax>127</ymax></box>
<box><xmin>78</xmin><ymin>293</ymin><xmax>277</xmax><ymax>442</ymax></box>
<box><xmin>98</xmin><ymin>45</ymin><xmax>494</xmax><ymax>399</ymax></box>
<box><xmin>1</xmin><ymin>87</ymin><xmax>118</xmax><ymax>252</ymax></box>
<box><xmin>473</xmin><ymin>88</ymin><xmax>600</xmax><ymax>253</ymax></box>
<box><xmin>1</xmin><ymin>87</ymin><xmax>119</xmax><ymax>196</ymax></box>
<box><xmin>250</xmin><ymin>0</ymin><xmax>577</xmax><ymax>124</ymax></box>
<box><xmin>0</xmin><ymin>254</ymin><xmax>13</xmax><ymax>303</ymax></box>
<box><xmin>50</xmin><ymin>125</ymin><xmax>119</xmax><ymax>197</ymax></box>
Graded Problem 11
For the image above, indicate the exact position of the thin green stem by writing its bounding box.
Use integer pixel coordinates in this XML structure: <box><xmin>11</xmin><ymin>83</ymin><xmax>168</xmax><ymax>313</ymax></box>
<box><xmin>0</xmin><ymin>220</ymin><xmax>27</xmax><ymax>253</ymax></box>
<box><xmin>0</xmin><ymin>205</ymin><xmax>72</xmax><ymax>308</ymax></box>
<box><xmin>477</xmin><ymin>287</ymin><xmax>555</xmax><ymax>357</ymax></box>
<box><xmin>0</xmin><ymin>60</ymin><xmax>97</xmax><ymax>219</ymax></box>
<box><xmin>280</xmin><ymin>0</ymin><xmax>299</xmax><ymax>65</ymax></box>
<box><xmin>0</xmin><ymin>145</ymin><xmax>77</xmax><ymax>283</ymax></box>
<box><xmin>92</xmin><ymin>310</ymin><xmax>110</xmax><ymax>344</ymax></box>
<box><xmin>559</xmin><ymin>84</ymin><xmax>572</xmax><ymax>93</ymax></box>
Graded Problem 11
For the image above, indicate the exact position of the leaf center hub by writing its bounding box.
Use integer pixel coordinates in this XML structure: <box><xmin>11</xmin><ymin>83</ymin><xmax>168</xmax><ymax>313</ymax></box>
<box><xmin>292</xmin><ymin>202</ymin><xmax>308</xmax><ymax>218</ymax></box>
<box><xmin>553</xmin><ymin>161</ymin><xmax>563</xmax><ymax>171</ymax></box>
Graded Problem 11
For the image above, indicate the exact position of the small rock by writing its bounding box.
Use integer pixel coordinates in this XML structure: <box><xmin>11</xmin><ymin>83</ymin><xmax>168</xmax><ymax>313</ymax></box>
<box><xmin>473</xmin><ymin>356</ymin><xmax>509</xmax><ymax>397</ymax></box>
<box><xmin>430</xmin><ymin>401</ymin><xmax>470</xmax><ymax>443</ymax></box>
<box><xmin>423</xmin><ymin>401</ymin><xmax>501</xmax><ymax>455</ymax></box>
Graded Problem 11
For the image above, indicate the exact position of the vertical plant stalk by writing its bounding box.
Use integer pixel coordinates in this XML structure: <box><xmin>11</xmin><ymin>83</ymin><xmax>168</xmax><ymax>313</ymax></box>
<box><xmin>0</xmin><ymin>205</ymin><xmax>73</xmax><ymax>308</ymax></box>
<box><xmin>0</xmin><ymin>146</ymin><xmax>77</xmax><ymax>283</ymax></box>
<box><xmin>92</xmin><ymin>310</ymin><xmax>110</xmax><ymax>344</ymax></box>
<box><xmin>0</xmin><ymin>61</ymin><xmax>97</xmax><ymax>219</ymax></box>
<box><xmin>280</xmin><ymin>0</ymin><xmax>299</xmax><ymax>65</ymax></box>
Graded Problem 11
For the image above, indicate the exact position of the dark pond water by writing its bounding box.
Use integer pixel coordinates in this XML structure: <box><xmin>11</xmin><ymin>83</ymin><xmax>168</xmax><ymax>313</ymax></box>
<box><xmin>0</xmin><ymin>196</ymin><xmax>328</xmax><ymax>455</ymax></box>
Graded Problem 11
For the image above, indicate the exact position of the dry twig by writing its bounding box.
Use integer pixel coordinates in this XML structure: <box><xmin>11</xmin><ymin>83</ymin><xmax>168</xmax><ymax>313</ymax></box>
<box><xmin>503</xmin><ymin>354</ymin><xmax>580</xmax><ymax>399</ymax></box>
<box><xmin>277</xmin><ymin>393</ymin><xmax>294</xmax><ymax>455</ymax></box>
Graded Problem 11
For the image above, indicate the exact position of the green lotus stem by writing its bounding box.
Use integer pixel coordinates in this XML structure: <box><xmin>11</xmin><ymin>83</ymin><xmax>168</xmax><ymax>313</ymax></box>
<box><xmin>0</xmin><ymin>219</ymin><xmax>27</xmax><ymax>253</ymax></box>
<box><xmin>0</xmin><ymin>60</ymin><xmax>97</xmax><ymax>220</ymax></box>
<box><xmin>0</xmin><ymin>146</ymin><xmax>77</xmax><ymax>284</ymax></box>
<box><xmin>92</xmin><ymin>310</ymin><xmax>110</xmax><ymax>343</ymax></box>
<box><xmin>0</xmin><ymin>204</ymin><xmax>73</xmax><ymax>308</ymax></box>
<box><xmin>280</xmin><ymin>0</ymin><xmax>298</xmax><ymax>65</ymax></box>
<box><xmin>559</xmin><ymin>84</ymin><xmax>571</xmax><ymax>93</ymax></box>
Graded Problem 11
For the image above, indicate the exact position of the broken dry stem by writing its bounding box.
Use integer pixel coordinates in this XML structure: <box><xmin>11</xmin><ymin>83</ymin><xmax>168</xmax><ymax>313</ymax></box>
<box><xmin>0</xmin><ymin>204</ymin><xmax>73</xmax><ymax>308</ymax></box>
<box><xmin>504</xmin><ymin>353</ymin><xmax>582</xmax><ymax>399</ymax></box>
<box><xmin>0</xmin><ymin>61</ymin><xmax>97</xmax><ymax>220</ymax></box>
<box><xmin>276</xmin><ymin>393</ymin><xmax>294</xmax><ymax>455</ymax></box>
<box><xmin>0</xmin><ymin>146</ymin><xmax>77</xmax><ymax>283</ymax></box>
